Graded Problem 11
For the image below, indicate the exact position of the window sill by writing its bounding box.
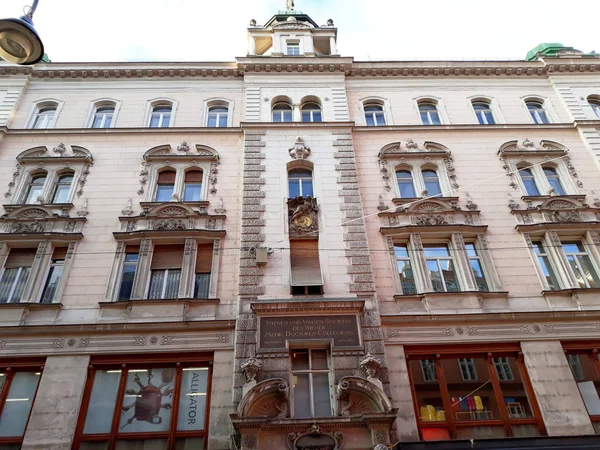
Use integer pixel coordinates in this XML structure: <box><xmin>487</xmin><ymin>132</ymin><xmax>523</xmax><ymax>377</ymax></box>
<box><xmin>3</xmin><ymin>202</ymin><xmax>74</xmax><ymax>214</ymax></box>
<box><xmin>99</xmin><ymin>297</ymin><xmax>220</xmax><ymax>308</ymax></box>
<box><xmin>392</xmin><ymin>196</ymin><xmax>459</xmax><ymax>206</ymax></box>
<box><xmin>394</xmin><ymin>291</ymin><xmax>509</xmax><ymax>301</ymax></box>
<box><xmin>542</xmin><ymin>288</ymin><xmax>600</xmax><ymax>296</ymax></box>
<box><xmin>521</xmin><ymin>194</ymin><xmax>586</xmax><ymax>203</ymax></box>
<box><xmin>140</xmin><ymin>201</ymin><xmax>209</xmax><ymax>209</ymax></box>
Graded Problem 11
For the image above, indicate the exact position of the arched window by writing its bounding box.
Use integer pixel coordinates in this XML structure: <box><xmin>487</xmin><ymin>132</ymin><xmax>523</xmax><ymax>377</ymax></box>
<box><xmin>24</xmin><ymin>173</ymin><xmax>47</xmax><ymax>204</ymax></box>
<box><xmin>396</xmin><ymin>170</ymin><xmax>416</xmax><ymax>198</ymax></box>
<box><xmin>288</xmin><ymin>169</ymin><xmax>314</xmax><ymax>198</ymax></box>
<box><xmin>155</xmin><ymin>170</ymin><xmax>176</xmax><ymax>201</ymax></box>
<box><xmin>183</xmin><ymin>170</ymin><xmax>203</xmax><ymax>202</ymax></box>
<box><xmin>207</xmin><ymin>105</ymin><xmax>228</xmax><ymax>127</ymax></box>
<box><xmin>589</xmin><ymin>97</ymin><xmax>600</xmax><ymax>119</ymax></box>
<box><xmin>31</xmin><ymin>105</ymin><xmax>57</xmax><ymax>129</ymax></box>
<box><xmin>91</xmin><ymin>105</ymin><xmax>115</xmax><ymax>128</ymax></box>
<box><xmin>149</xmin><ymin>104</ymin><xmax>172</xmax><ymax>128</ymax></box>
<box><xmin>472</xmin><ymin>101</ymin><xmax>495</xmax><ymax>125</ymax></box>
<box><xmin>51</xmin><ymin>173</ymin><xmax>74</xmax><ymax>204</ymax></box>
<box><xmin>272</xmin><ymin>102</ymin><xmax>293</xmax><ymax>122</ymax></box>
<box><xmin>364</xmin><ymin>102</ymin><xmax>386</xmax><ymax>126</ymax></box>
<box><xmin>519</xmin><ymin>168</ymin><xmax>540</xmax><ymax>196</ymax></box>
<box><xmin>526</xmin><ymin>100</ymin><xmax>549</xmax><ymax>124</ymax></box>
<box><xmin>419</xmin><ymin>102</ymin><xmax>441</xmax><ymax>125</ymax></box>
<box><xmin>422</xmin><ymin>169</ymin><xmax>441</xmax><ymax>197</ymax></box>
<box><xmin>301</xmin><ymin>103</ymin><xmax>322</xmax><ymax>123</ymax></box>
<box><xmin>543</xmin><ymin>167</ymin><xmax>565</xmax><ymax>195</ymax></box>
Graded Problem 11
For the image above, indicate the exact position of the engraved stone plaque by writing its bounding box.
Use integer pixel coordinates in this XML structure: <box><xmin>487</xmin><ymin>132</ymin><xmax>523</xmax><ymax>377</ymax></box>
<box><xmin>259</xmin><ymin>315</ymin><xmax>360</xmax><ymax>349</ymax></box>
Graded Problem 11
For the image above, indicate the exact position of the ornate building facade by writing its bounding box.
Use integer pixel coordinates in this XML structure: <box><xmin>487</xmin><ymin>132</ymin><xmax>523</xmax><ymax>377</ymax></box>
<box><xmin>1</xmin><ymin>3</ymin><xmax>600</xmax><ymax>450</ymax></box>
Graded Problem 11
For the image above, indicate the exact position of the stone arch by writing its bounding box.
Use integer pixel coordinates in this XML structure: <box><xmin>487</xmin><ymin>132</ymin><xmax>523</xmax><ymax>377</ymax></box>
<box><xmin>6</xmin><ymin>205</ymin><xmax>54</xmax><ymax>220</ymax></box>
<box><xmin>336</xmin><ymin>376</ymin><xmax>393</xmax><ymax>416</ymax></box>
<box><xmin>406</xmin><ymin>199</ymin><xmax>452</xmax><ymax>213</ymax></box>
<box><xmin>236</xmin><ymin>378</ymin><xmax>289</xmax><ymax>419</ymax></box>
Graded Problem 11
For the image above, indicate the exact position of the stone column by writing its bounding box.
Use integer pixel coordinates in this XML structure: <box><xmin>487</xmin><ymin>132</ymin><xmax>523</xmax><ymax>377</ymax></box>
<box><xmin>329</xmin><ymin>36</ymin><xmax>337</xmax><ymax>55</ymax></box>
<box><xmin>521</xmin><ymin>340</ymin><xmax>594</xmax><ymax>436</ymax></box>
<box><xmin>131</xmin><ymin>238</ymin><xmax>152</xmax><ymax>299</ymax></box>
<box><xmin>207</xmin><ymin>349</ymin><xmax>235</xmax><ymax>450</ymax></box>
<box><xmin>293</xmin><ymin>103</ymin><xmax>302</xmax><ymax>122</ymax></box>
<box><xmin>22</xmin><ymin>355</ymin><xmax>89</xmax><ymax>450</ymax></box>
<box><xmin>384</xmin><ymin>344</ymin><xmax>419</xmax><ymax>441</ymax></box>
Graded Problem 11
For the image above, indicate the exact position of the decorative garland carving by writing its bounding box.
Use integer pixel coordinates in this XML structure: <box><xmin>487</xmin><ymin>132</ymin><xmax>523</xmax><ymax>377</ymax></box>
<box><xmin>154</xmin><ymin>219</ymin><xmax>186</xmax><ymax>231</ymax></box>
<box><xmin>416</xmin><ymin>202</ymin><xmax>444</xmax><ymax>212</ymax></box>
<box><xmin>465</xmin><ymin>193</ymin><xmax>478</xmax><ymax>211</ymax></box>
<box><xmin>137</xmin><ymin>161</ymin><xmax>151</xmax><ymax>196</ymax></box>
<box><xmin>209</xmin><ymin>161</ymin><xmax>219</xmax><ymax>195</ymax></box>
<box><xmin>564</xmin><ymin>156</ymin><xmax>584</xmax><ymax>188</ymax></box>
<box><xmin>378</xmin><ymin>159</ymin><xmax>391</xmax><ymax>192</ymax></box>
<box><xmin>160</xmin><ymin>206</ymin><xmax>188</xmax><ymax>216</ymax></box>
<box><xmin>499</xmin><ymin>156</ymin><xmax>518</xmax><ymax>190</ymax></box>
<box><xmin>415</xmin><ymin>215</ymin><xmax>446</xmax><ymax>226</ymax></box>
<box><xmin>547</xmin><ymin>210</ymin><xmax>580</xmax><ymax>223</ymax></box>
<box><xmin>77</xmin><ymin>162</ymin><xmax>93</xmax><ymax>197</ymax></box>
<box><xmin>443</xmin><ymin>156</ymin><xmax>459</xmax><ymax>190</ymax></box>
<box><xmin>4</xmin><ymin>163</ymin><xmax>22</xmax><ymax>199</ymax></box>
<box><xmin>11</xmin><ymin>222</ymin><xmax>45</xmax><ymax>233</ymax></box>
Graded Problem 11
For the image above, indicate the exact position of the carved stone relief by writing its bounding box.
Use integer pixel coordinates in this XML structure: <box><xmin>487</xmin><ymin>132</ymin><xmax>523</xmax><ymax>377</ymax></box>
<box><xmin>288</xmin><ymin>136</ymin><xmax>311</xmax><ymax>160</ymax></box>
<box><xmin>288</xmin><ymin>196</ymin><xmax>319</xmax><ymax>235</ymax></box>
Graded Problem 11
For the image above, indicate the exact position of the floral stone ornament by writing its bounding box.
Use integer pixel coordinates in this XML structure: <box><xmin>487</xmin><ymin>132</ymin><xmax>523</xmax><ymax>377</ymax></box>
<box><xmin>360</xmin><ymin>353</ymin><xmax>383</xmax><ymax>390</ymax></box>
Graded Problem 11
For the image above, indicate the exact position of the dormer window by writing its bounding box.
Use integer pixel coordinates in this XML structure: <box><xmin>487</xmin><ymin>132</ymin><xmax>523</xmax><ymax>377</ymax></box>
<box><xmin>273</xmin><ymin>102</ymin><xmax>293</xmax><ymax>122</ymax></box>
<box><xmin>287</xmin><ymin>42</ymin><xmax>300</xmax><ymax>56</ymax></box>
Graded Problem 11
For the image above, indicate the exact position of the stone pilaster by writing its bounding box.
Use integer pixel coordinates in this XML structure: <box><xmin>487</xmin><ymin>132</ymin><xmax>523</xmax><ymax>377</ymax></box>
<box><xmin>22</xmin><ymin>355</ymin><xmax>89</xmax><ymax>450</ymax></box>
<box><xmin>521</xmin><ymin>340</ymin><xmax>594</xmax><ymax>436</ymax></box>
<box><xmin>207</xmin><ymin>349</ymin><xmax>235</xmax><ymax>450</ymax></box>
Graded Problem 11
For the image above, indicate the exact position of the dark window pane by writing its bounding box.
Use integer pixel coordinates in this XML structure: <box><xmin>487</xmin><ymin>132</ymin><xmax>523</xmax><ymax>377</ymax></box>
<box><xmin>293</xmin><ymin>374</ymin><xmax>311</xmax><ymax>418</ymax></box>
<box><xmin>194</xmin><ymin>273</ymin><xmax>210</xmax><ymax>298</ymax></box>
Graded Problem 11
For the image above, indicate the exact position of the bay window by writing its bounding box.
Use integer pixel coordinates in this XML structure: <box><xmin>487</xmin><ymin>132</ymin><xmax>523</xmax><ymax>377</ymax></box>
<box><xmin>407</xmin><ymin>348</ymin><xmax>544</xmax><ymax>441</ymax></box>
<box><xmin>74</xmin><ymin>357</ymin><xmax>212</xmax><ymax>449</ymax></box>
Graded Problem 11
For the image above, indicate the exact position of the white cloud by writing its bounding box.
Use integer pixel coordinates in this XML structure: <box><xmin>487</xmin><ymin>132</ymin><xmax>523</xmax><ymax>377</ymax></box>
<box><xmin>0</xmin><ymin>0</ymin><xmax>597</xmax><ymax>62</ymax></box>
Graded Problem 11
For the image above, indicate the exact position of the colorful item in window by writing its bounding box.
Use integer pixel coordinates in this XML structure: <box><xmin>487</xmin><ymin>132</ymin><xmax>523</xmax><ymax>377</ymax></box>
<box><xmin>121</xmin><ymin>368</ymin><xmax>176</xmax><ymax>428</ymax></box>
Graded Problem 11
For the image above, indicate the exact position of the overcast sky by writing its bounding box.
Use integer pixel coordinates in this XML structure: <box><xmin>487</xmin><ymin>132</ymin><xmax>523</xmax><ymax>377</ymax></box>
<box><xmin>1</xmin><ymin>0</ymin><xmax>597</xmax><ymax>62</ymax></box>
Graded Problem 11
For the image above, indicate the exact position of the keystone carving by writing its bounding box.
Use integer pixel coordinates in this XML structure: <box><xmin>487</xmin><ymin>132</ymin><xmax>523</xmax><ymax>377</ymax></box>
<box><xmin>289</xmin><ymin>136</ymin><xmax>311</xmax><ymax>160</ymax></box>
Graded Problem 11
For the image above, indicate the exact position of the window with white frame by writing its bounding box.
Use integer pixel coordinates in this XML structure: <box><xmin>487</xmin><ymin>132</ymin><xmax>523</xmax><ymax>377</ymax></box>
<box><xmin>291</xmin><ymin>349</ymin><xmax>332</xmax><ymax>418</ymax></box>
<box><xmin>493</xmin><ymin>357</ymin><xmax>514</xmax><ymax>381</ymax></box>
<box><xmin>287</xmin><ymin>42</ymin><xmax>300</xmax><ymax>56</ymax></box>
<box><xmin>183</xmin><ymin>170</ymin><xmax>203</xmax><ymax>202</ymax></box>
<box><xmin>272</xmin><ymin>102</ymin><xmax>293</xmax><ymax>122</ymax></box>
<box><xmin>392</xmin><ymin>234</ymin><xmax>498</xmax><ymax>295</ymax></box>
<box><xmin>110</xmin><ymin>240</ymin><xmax>215</xmax><ymax>302</ymax></box>
<box><xmin>420</xmin><ymin>359</ymin><xmax>437</xmax><ymax>382</ymax></box>
<box><xmin>149</xmin><ymin>104</ymin><xmax>172</xmax><ymax>128</ymax></box>
<box><xmin>0</xmin><ymin>243</ymin><xmax>74</xmax><ymax>304</ymax></box>
<box><xmin>150</xmin><ymin>166</ymin><xmax>207</xmax><ymax>203</ymax></box>
<box><xmin>22</xmin><ymin>170</ymin><xmax>75</xmax><ymax>205</ymax></box>
<box><xmin>90</xmin><ymin>104</ymin><xmax>115</xmax><ymax>128</ymax></box>
<box><xmin>458</xmin><ymin>358</ymin><xmax>478</xmax><ymax>381</ymax></box>
<box><xmin>364</xmin><ymin>102</ymin><xmax>386</xmax><ymax>126</ymax></box>
<box><xmin>50</xmin><ymin>172</ymin><xmax>75</xmax><ymax>204</ymax></box>
<box><xmin>589</xmin><ymin>97</ymin><xmax>600</xmax><ymax>119</ymax></box>
<box><xmin>0</xmin><ymin>248</ymin><xmax>34</xmax><ymax>303</ymax></box>
<box><xmin>30</xmin><ymin>103</ymin><xmax>58</xmax><ymax>129</ymax></box>
<box><xmin>206</xmin><ymin>105</ymin><xmax>229</xmax><ymax>128</ymax></box>
<box><xmin>301</xmin><ymin>102</ymin><xmax>322</xmax><ymax>123</ymax></box>
<box><xmin>526</xmin><ymin>100</ymin><xmax>550</xmax><ymax>124</ymax></box>
<box><xmin>418</xmin><ymin>101</ymin><xmax>441</xmax><ymax>125</ymax></box>
<box><xmin>288</xmin><ymin>168</ymin><xmax>314</xmax><ymax>198</ymax></box>
<box><xmin>528</xmin><ymin>233</ymin><xmax>600</xmax><ymax>290</ymax></box>
<box><xmin>516</xmin><ymin>163</ymin><xmax>571</xmax><ymax>197</ymax></box>
<box><xmin>472</xmin><ymin>101</ymin><xmax>496</xmax><ymax>125</ymax></box>
<box><xmin>394</xmin><ymin>165</ymin><xmax>449</xmax><ymax>199</ymax></box>
<box><xmin>23</xmin><ymin>172</ymin><xmax>47</xmax><ymax>204</ymax></box>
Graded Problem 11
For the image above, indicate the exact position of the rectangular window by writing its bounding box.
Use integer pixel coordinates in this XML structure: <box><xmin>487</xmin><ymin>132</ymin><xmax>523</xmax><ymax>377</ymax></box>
<box><xmin>0</xmin><ymin>367</ymin><xmax>42</xmax><ymax>446</ymax></box>
<box><xmin>0</xmin><ymin>248</ymin><xmax>36</xmax><ymax>304</ymax></box>
<box><xmin>40</xmin><ymin>247</ymin><xmax>67</xmax><ymax>304</ymax></box>
<box><xmin>290</xmin><ymin>240</ymin><xmax>323</xmax><ymax>295</ymax></box>
<box><xmin>466</xmin><ymin>244</ymin><xmax>488</xmax><ymax>292</ymax></box>
<box><xmin>424</xmin><ymin>245</ymin><xmax>460</xmax><ymax>293</ymax></box>
<box><xmin>493</xmin><ymin>357</ymin><xmax>514</xmax><ymax>381</ymax></box>
<box><xmin>420</xmin><ymin>360</ymin><xmax>437</xmax><ymax>382</ymax></box>
<box><xmin>395</xmin><ymin>245</ymin><xmax>417</xmax><ymax>294</ymax></box>
<box><xmin>562</xmin><ymin>242</ymin><xmax>600</xmax><ymax>289</ymax></box>
<box><xmin>287</xmin><ymin>42</ymin><xmax>300</xmax><ymax>56</ymax></box>
<box><xmin>532</xmin><ymin>241</ymin><xmax>560</xmax><ymax>290</ymax></box>
<box><xmin>118</xmin><ymin>246</ymin><xmax>139</xmax><ymax>301</ymax></box>
<box><xmin>75</xmin><ymin>360</ymin><xmax>211</xmax><ymax>449</ymax></box>
<box><xmin>458</xmin><ymin>358</ymin><xmax>478</xmax><ymax>381</ymax></box>
<box><xmin>291</xmin><ymin>349</ymin><xmax>331</xmax><ymax>418</ymax></box>
<box><xmin>148</xmin><ymin>245</ymin><xmax>183</xmax><ymax>299</ymax></box>
<box><xmin>567</xmin><ymin>354</ymin><xmax>585</xmax><ymax>381</ymax></box>
<box><xmin>408</xmin><ymin>351</ymin><xmax>543</xmax><ymax>441</ymax></box>
<box><xmin>194</xmin><ymin>244</ymin><xmax>213</xmax><ymax>298</ymax></box>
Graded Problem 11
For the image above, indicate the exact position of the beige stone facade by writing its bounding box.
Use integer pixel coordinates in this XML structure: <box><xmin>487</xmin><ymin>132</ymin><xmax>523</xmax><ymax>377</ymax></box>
<box><xmin>0</xmin><ymin>5</ymin><xmax>600</xmax><ymax>450</ymax></box>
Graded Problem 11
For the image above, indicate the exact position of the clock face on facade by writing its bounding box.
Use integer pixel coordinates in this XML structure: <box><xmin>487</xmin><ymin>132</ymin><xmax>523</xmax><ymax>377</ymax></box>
<box><xmin>293</xmin><ymin>214</ymin><xmax>313</xmax><ymax>228</ymax></box>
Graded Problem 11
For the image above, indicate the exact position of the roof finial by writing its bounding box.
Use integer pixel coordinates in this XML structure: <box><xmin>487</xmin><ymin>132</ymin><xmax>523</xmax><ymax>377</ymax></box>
<box><xmin>285</xmin><ymin>0</ymin><xmax>295</xmax><ymax>11</ymax></box>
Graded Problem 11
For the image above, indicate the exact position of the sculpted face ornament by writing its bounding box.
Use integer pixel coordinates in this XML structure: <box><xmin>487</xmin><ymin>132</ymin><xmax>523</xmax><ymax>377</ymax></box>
<box><xmin>121</xmin><ymin>368</ymin><xmax>175</xmax><ymax>429</ymax></box>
